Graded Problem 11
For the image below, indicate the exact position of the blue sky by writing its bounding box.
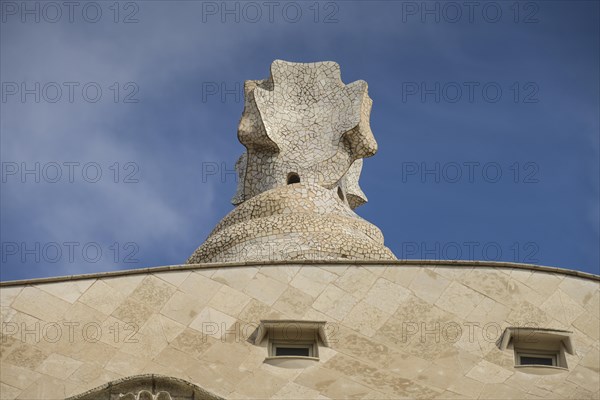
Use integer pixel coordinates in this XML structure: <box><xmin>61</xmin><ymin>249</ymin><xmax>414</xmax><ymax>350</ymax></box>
<box><xmin>1</xmin><ymin>0</ymin><xmax>598</xmax><ymax>280</ymax></box>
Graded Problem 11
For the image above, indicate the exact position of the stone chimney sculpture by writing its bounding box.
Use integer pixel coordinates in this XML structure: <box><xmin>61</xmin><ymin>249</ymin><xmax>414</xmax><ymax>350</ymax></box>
<box><xmin>187</xmin><ymin>60</ymin><xmax>396</xmax><ymax>263</ymax></box>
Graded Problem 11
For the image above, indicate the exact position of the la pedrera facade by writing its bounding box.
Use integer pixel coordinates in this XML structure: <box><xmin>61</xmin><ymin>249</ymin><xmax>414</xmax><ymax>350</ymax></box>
<box><xmin>1</xmin><ymin>61</ymin><xmax>598</xmax><ymax>400</ymax></box>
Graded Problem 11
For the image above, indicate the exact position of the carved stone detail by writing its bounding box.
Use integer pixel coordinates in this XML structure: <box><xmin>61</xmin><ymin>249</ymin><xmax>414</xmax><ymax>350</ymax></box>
<box><xmin>119</xmin><ymin>391</ymin><xmax>172</xmax><ymax>400</ymax></box>
<box><xmin>67</xmin><ymin>374</ymin><xmax>222</xmax><ymax>400</ymax></box>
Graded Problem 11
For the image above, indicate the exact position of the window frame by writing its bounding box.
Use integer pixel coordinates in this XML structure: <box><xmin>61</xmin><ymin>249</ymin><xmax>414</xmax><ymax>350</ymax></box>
<box><xmin>500</xmin><ymin>327</ymin><xmax>573</xmax><ymax>372</ymax></box>
<box><xmin>270</xmin><ymin>341</ymin><xmax>317</xmax><ymax>358</ymax></box>
<box><xmin>253</xmin><ymin>320</ymin><xmax>330</xmax><ymax>366</ymax></box>
<box><xmin>516</xmin><ymin>350</ymin><xmax>558</xmax><ymax>367</ymax></box>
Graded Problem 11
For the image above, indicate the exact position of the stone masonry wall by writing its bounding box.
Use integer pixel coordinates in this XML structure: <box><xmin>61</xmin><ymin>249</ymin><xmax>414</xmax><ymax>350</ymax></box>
<box><xmin>0</xmin><ymin>262</ymin><xmax>598</xmax><ymax>399</ymax></box>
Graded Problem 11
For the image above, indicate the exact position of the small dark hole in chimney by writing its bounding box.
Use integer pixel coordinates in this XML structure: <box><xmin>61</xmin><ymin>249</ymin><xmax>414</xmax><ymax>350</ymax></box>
<box><xmin>287</xmin><ymin>173</ymin><xmax>300</xmax><ymax>185</ymax></box>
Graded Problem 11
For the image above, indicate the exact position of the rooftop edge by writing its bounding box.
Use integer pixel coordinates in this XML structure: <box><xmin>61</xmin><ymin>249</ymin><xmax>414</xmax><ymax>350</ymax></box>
<box><xmin>0</xmin><ymin>259</ymin><xmax>598</xmax><ymax>287</ymax></box>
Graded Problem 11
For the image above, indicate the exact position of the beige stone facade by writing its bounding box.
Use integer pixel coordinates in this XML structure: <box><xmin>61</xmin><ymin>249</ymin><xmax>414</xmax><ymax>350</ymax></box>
<box><xmin>0</xmin><ymin>261</ymin><xmax>599</xmax><ymax>399</ymax></box>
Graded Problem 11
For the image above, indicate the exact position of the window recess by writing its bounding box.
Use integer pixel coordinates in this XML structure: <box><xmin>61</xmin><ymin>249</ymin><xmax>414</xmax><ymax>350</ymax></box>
<box><xmin>252</xmin><ymin>320</ymin><xmax>330</xmax><ymax>368</ymax></box>
<box><xmin>500</xmin><ymin>327</ymin><xmax>573</xmax><ymax>374</ymax></box>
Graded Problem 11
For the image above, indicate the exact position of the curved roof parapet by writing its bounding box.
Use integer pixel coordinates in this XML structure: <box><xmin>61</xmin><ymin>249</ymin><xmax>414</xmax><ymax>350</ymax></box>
<box><xmin>1</xmin><ymin>260</ymin><xmax>598</xmax><ymax>287</ymax></box>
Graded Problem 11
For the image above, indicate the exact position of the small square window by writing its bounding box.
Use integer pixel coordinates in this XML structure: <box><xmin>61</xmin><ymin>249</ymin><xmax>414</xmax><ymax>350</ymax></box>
<box><xmin>499</xmin><ymin>327</ymin><xmax>573</xmax><ymax>373</ymax></box>
<box><xmin>517</xmin><ymin>352</ymin><xmax>557</xmax><ymax>367</ymax></box>
<box><xmin>252</xmin><ymin>320</ymin><xmax>330</xmax><ymax>368</ymax></box>
<box><xmin>272</xmin><ymin>342</ymin><xmax>315</xmax><ymax>357</ymax></box>
<box><xmin>276</xmin><ymin>346</ymin><xmax>310</xmax><ymax>357</ymax></box>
